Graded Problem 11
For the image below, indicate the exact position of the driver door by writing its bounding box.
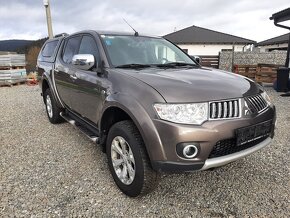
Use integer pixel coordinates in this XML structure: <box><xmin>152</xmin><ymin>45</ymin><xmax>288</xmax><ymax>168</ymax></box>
<box><xmin>70</xmin><ymin>35</ymin><xmax>107</xmax><ymax>124</ymax></box>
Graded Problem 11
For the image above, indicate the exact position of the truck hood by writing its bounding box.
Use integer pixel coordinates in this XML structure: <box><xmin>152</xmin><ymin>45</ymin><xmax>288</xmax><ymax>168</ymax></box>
<box><xmin>119</xmin><ymin>67</ymin><xmax>261</xmax><ymax>103</ymax></box>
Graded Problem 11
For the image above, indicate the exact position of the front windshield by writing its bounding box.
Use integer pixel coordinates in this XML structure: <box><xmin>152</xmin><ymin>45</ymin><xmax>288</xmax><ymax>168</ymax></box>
<box><xmin>101</xmin><ymin>35</ymin><xmax>196</xmax><ymax>67</ymax></box>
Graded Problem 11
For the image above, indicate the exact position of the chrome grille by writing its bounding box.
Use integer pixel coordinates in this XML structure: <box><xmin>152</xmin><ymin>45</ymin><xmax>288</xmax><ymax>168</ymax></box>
<box><xmin>245</xmin><ymin>94</ymin><xmax>267</xmax><ymax>113</ymax></box>
<box><xmin>209</xmin><ymin>99</ymin><xmax>240</xmax><ymax>119</ymax></box>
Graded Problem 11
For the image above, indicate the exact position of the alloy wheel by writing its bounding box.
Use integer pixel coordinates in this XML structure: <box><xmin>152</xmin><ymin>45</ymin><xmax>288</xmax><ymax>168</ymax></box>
<box><xmin>46</xmin><ymin>95</ymin><xmax>53</xmax><ymax>118</ymax></box>
<box><xmin>111</xmin><ymin>136</ymin><xmax>136</xmax><ymax>185</ymax></box>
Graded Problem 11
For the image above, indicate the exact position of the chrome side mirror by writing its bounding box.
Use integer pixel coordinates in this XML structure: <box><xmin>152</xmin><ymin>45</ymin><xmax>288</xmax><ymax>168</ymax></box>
<box><xmin>72</xmin><ymin>54</ymin><xmax>95</xmax><ymax>70</ymax></box>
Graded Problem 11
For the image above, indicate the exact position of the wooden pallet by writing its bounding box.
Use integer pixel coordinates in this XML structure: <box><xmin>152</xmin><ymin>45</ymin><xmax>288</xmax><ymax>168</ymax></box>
<box><xmin>255</xmin><ymin>64</ymin><xmax>280</xmax><ymax>83</ymax></box>
<box><xmin>0</xmin><ymin>81</ymin><xmax>26</xmax><ymax>87</ymax></box>
<box><xmin>234</xmin><ymin>65</ymin><xmax>257</xmax><ymax>80</ymax></box>
<box><xmin>0</xmin><ymin>66</ymin><xmax>26</xmax><ymax>70</ymax></box>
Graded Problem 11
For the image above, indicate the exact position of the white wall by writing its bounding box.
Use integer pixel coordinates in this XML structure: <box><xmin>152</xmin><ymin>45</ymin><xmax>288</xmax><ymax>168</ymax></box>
<box><xmin>177</xmin><ymin>44</ymin><xmax>246</xmax><ymax>56</ymax></box>
<box><xmin>258</xmin><ymin>43</ymin><xmax>288</xmax><ymax>52</ymax></box>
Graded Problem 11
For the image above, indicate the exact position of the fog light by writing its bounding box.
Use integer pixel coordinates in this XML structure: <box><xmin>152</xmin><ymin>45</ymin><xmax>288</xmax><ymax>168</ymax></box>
<box><xmin>176</xmin><ymin>143</ymin><xmax>200</xmax><ymax>159</ymax></box>
<box><xmin>183</xmin><ymin>145</ymin><xmax>198</xmax><ymax>158</ymax></box>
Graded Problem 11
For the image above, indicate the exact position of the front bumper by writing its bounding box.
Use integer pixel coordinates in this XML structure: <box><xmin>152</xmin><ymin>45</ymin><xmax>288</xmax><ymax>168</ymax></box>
<box><xmin>200</xmin><ymin>137</ymin><xmax>272</xmax><ymax>170</ymax></box>
<box><xmin>152</xmin><ymin>137</ymin><xmax>272</xmax><ymax>172</ymax></box>
<box><xmin>150</xmin><ymin>105</ymin><xmax>276</xmax><ymax>173</ymax></box>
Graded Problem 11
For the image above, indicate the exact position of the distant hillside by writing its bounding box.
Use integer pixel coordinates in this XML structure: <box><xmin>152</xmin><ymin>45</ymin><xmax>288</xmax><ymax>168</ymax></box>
<box><xmin>0</xmin><ymin>40</ymin><xmax>34</xmax><ymax>52</ymax></box>
<box><xmin>16</xmin><ymin>38</ymin><xmax>47</xmax><ymax>54</ymax></box>
<box><xmin>0</xmin><ymin>38</ymin><xmax>48</xmax><ymax>73</ymax></box>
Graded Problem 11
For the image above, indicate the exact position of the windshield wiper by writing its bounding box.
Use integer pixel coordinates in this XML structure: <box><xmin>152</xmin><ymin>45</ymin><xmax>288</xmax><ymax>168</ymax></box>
<box><xmin>115</xmin><ymin>64</ymin><xmax>152</xmax><ymax>69</ymax></box>
<box><xmin>155</xmin><ymin>62</ymin><xmax>198</xmax><ymax>68</ymax></box>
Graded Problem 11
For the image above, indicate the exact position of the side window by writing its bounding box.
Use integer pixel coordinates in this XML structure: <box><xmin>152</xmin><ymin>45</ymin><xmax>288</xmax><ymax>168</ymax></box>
<box><xmin>62</xmin><ymin>36</ymin><xmax>81</xmax><ymax>64</ymax></box>
<box><xmin>42</xmin><ymin>40</ymin><xmax>58</xmax><ymax>57</ymax></box>
<box><xmin>79</xmin><ymin>36</ymin><xmax>100</xmax><ymax>62</ymax></box>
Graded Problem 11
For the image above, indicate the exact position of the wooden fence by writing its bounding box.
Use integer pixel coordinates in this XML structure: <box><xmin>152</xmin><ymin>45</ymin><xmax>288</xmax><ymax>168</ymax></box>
<box><xmin>200</xmin><ymin>55</ymin><xmax>219</xmax><ymax>69</ymax></box>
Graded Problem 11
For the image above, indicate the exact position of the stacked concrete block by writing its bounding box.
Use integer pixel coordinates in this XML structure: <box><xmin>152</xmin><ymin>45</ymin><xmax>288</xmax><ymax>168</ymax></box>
<box><xmin>0</xmin><ymin>52</ymin><xmax>26</xmax><ymax>86</ymax></box>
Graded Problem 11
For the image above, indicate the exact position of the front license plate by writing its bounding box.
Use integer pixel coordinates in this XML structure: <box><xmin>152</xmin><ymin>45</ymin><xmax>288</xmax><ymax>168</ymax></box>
<box><xmin>236</xmin><ymin>120</ymin><xmax>272</xmax><ymax>146</ymax></box>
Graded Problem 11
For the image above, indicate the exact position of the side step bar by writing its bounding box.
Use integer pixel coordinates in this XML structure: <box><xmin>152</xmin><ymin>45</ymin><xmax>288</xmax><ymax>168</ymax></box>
<box><xmin>60</xmin><ymin>112</ymin><xmax>99</xmax><ymax>144</ymax></box>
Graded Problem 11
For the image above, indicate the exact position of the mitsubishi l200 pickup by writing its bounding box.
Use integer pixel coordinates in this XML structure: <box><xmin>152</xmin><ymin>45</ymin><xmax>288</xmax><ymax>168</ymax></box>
<box><xmin>37</xmin><ymin>31</ymin><xmax>276</xmax><ymax>197</ymax></box>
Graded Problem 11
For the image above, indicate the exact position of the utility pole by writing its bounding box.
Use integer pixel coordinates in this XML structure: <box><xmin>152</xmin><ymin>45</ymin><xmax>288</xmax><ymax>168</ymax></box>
<box><xmin>43</xmin><ymin>0</ymin><xmax>53</xmax><ymax>38</ymax></box>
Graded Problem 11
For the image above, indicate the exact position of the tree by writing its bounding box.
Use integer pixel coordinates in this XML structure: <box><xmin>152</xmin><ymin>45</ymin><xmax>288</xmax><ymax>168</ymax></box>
<box><xmin>26</xmin><ymin>46</ymin><xmax>41</xmax><ymax>73</ymax></box>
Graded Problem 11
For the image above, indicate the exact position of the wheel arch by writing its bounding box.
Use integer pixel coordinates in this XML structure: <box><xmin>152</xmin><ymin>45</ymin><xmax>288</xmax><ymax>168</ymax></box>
<box><xmin>42</xmin><ymin>79</ymin><xmax>50</xmax><ymax>102</ymax></box>
<box><xmin>99</xmin><ymin>98</ymin><xmax>166</xmax><ymax>163</ymax></box>
<box><xmin>41</xmin><ymin>73</ymin><xmax>63</xmax><ymax>109</ymax></box>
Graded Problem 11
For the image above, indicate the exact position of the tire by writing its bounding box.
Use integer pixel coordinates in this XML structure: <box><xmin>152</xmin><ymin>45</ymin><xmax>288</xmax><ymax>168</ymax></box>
<box><xmin>106</xmin><ymin>120</ymin><xmax>160</xmax><ymax>197</ymax></box>
<box><xmin>44</xmin><ymin>88</ymin><xmax>63</xmax><ymax>124</ymax></box>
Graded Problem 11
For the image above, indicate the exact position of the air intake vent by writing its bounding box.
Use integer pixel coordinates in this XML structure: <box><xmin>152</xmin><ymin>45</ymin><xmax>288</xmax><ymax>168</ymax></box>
<box><xmin>208</xmin><ymin>136</ymin><xmax>268</xmax><ymax>158</ymax></box>
<box><xmin>245</xmin><ymin>94</ymin><xmax>268</xmax><ymax>113</ymax></box>
<box><xmin>209</xmin><ymin>99</ymin><xmax>240</xmax><ymax>119</ymax></box>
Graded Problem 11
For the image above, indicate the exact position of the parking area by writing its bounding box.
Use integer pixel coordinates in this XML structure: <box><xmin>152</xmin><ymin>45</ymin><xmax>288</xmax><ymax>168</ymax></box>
<box><xmin>0</xmin><ymin>85</ymin><xmax>289</xmax><ymax>217</ymax></box>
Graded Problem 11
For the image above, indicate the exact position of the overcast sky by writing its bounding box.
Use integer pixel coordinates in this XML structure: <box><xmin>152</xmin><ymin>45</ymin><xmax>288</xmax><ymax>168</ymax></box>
<box><xmin>0</xmin><ymin>0</ymin><xmax>289</xmax><ymax>42</ymax></box>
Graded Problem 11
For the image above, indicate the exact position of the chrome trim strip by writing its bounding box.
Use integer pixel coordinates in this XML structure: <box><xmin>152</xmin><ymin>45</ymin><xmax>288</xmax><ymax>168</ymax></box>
<box><xmin>255</xmin><ymin>95</ymin><xmax>263</xmax><ymax>108</ymax></box>
<box><xmin>254</xmin><ymin>96</ymin><xmax>262</xmax><ymax>110</ymax></box>
<box><xmin>223</xmin><ymin>101</ymin><xmax>227</xmax><ymax>118</ymax></box>
<box><xmin>247</xmin><ymin>97</ymin><xmax>257</xmax><ymax>112</ymax></box>
<box><xmin>200</xmin><ymin>137</ymin><xmax>272</xmax><ymax>170</ymax></box>
<box><xmin>211</xmin><ymin>103</ymin><xmax>216</xmax><ymax>118</ymax></box>
<box><xmin>234</xmin><ymin>100</ymin><xmax>239</xmax><ymax>117</ymax></box>
<box><xmin>258</xmin><ymin>95</ymin><xmax>267</xmax><ymax>108</ymax></box>
<box><xmin>217</xmin><ymin>102</ymin><xmax>222</xmax><ymax>118</ymax></box>
<box><xmin>246</xmin><ymin>94</ymin><xmax>268</xmax><ymax>114</ymax></box>
<box><xmin>228</xmin><ymin>101</ymin><xmax>233</xmax><ymax>117</ymax></box>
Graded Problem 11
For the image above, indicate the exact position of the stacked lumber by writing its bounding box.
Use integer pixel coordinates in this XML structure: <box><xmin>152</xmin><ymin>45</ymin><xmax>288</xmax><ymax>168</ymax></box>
<box><xmin>255</xmin><ymin>64</ymin><xmax>279</xmax><ymax>83</ymax></box>
<box><xmin>234</xmin><ymin>64</ymin><xmax>281</xmax><ymax>83</ymax></box>
<box><xmin>0</xmin><ymin>53</ymin><xmax>26</xmax><ymax>86</ymax></box>
<box><xmin>234</xmin><ymin>65</ymin><xmax>257</xmax><ymax>80</ymax></box>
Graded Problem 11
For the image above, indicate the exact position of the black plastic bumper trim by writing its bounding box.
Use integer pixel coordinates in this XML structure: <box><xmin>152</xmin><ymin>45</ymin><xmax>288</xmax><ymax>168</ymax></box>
<box><xmin>151</xmin><ymin>161</ymin><xmax>204</xmax><ymax>173</ymax></box>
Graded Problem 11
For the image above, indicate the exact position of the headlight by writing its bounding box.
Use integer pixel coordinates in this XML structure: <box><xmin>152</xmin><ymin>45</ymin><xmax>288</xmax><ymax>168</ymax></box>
<box><xmin>261</xmin><ymin>91</ymin><xmax>271</xmax><ymax>105</ymax></box>
<box><xmin>153</xmin><ymin>103</ymin><xmax>208</xmax><ymax>125</ymax></box>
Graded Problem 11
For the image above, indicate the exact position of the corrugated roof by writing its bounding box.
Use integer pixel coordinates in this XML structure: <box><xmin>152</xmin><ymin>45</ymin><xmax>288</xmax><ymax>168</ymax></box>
<box><xmin>163</xmin><ymin>25</ymin><xmax>256</xmax><ymax>44</ymax></box>
<box><xmin>257</xmin><ymin>33</ymin><xmax>289</xmax><ymax>46</ymax></box>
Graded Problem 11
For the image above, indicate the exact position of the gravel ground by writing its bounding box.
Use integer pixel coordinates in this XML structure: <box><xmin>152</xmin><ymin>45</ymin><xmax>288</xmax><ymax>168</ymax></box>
<box><xmin>0</xmin><ymin>85</ymin><xmax>289</xmax><ymax>217</ymax></box>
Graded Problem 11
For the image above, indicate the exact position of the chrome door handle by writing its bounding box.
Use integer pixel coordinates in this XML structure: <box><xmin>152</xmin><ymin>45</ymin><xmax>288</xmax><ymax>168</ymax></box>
<box><xmin>70</xmin><ymin>74</ymin><xmax>77</xmax><ymax>80</ymax></box>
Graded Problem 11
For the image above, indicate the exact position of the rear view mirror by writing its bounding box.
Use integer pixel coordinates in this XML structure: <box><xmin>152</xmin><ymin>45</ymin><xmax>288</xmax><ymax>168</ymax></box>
<box><xmin>190</xmin><ymin>55</ymin><xmax>201</xmax><ymax>64</ymax></box>
<box><xmin>72</xmin><ymin>54</ymin><xmax>95</xmax><ymax>70</ymax></box>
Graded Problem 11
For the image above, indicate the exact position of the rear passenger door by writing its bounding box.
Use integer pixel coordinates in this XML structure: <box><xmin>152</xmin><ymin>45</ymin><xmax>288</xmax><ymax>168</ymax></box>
<box><xmin>54</xmin><ymin>36</ymin><xmax>82</xmax><ymax>109</ymax></box>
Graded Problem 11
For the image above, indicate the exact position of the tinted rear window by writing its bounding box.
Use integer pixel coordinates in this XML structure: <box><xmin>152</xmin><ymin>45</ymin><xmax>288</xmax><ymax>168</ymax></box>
<box><xmin>42</xmin><ymin>40</ymin><xmax>59</xmax><ymax>57</ymax></box>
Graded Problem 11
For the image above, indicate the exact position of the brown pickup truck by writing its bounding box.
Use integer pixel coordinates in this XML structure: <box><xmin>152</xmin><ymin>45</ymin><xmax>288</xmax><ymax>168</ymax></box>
<box><xmin>37</xmin><ymin>31</ymin><xmax>276</xmax><ymax>197</ymax></box>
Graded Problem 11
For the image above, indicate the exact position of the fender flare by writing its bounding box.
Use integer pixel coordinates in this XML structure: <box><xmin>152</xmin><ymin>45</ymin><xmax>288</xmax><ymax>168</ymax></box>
<box><xmin>100</xmin><ymin>93</ymin><xmax>167</xmax><ymax>162</ymax></box>
<box><xmin>41</xmin><ymin>72</ymin><xmax>64</xmax><ymax>108</ymax></box>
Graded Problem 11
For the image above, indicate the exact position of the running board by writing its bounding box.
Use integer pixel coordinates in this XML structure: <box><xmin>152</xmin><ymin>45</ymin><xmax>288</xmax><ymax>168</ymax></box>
<box><xmin>60</xmin><ymin>112</ymin><xmax>99</xmax><ymax>144</ymax></box>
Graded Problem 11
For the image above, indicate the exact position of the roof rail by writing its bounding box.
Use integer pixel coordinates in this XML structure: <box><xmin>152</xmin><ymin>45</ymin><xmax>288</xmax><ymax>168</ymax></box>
<box><xmin>54</xmin><ymin>33</ymin><xmax>69</xmax><ymax>38</ymax></box>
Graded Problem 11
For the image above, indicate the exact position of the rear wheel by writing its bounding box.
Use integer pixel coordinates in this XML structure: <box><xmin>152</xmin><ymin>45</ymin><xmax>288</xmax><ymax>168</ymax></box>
<box><xmin>106</xmin><ymin>120</ymin><xmax>160</xmax><ymax>197</ymax></box>
<box><xmin>44</xmin><ymin>89</ymin><xmax>63</xmax><ymax>124</ymax></box>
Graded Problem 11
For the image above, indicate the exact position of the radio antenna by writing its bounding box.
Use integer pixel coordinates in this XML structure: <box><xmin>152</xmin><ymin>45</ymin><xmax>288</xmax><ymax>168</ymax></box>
<box><xmin>123</xmin><ymin>18</ymin><xmax>139</xmax><ymax>36</ymax></box>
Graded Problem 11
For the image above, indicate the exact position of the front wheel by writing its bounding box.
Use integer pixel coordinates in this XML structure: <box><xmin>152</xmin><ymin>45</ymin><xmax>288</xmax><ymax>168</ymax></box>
<box><xmin>106</xmin><ymin>120</ymin><xmax>160</xmax><ymax>197</ymax></box>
